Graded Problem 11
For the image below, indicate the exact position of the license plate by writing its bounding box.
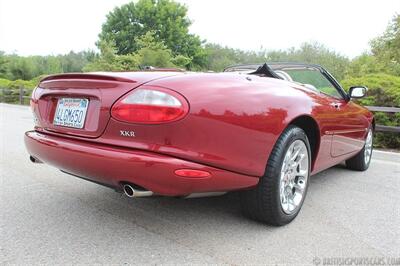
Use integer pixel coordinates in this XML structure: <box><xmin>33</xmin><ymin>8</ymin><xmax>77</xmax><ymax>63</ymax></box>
<box><xmin>53</xmin><ymin>98</ymin><xmax>89</xmax><ymax>129</ymax></box>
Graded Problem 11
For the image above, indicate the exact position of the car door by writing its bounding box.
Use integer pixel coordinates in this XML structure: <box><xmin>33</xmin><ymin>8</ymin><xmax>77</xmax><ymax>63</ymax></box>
<box><xmin>284</xmin><ymin>66</ymin><xmax>367</xmax><ymax>157</ymax></box>
<box><xmin>328</xmin><ymin>99</ymin><xmax>368</xmax><ymax>157</ymax></box>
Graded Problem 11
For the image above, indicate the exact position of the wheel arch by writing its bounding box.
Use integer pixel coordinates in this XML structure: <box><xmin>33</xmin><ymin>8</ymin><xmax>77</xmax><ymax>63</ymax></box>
<box><xmin>372</xmin><ymin>118</ymin><xmax>376</xmax><ymax>132</ymax></box>
<box><xmin>287</xmin><ymin>115</ymin><xmax>321</xmax><ymax>171</ymax></box>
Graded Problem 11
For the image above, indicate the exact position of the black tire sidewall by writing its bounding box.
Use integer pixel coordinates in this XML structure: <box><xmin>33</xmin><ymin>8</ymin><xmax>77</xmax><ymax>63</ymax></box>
<box><xmin>346</xmin><ymin>127</ymin><xmax>373</xmax><ymax>171</ymax></box>
<box><xmin>269</xmin><ymin>126</ymin><xmax>312</xmax><ymax>224</ymax></box>
<box><xmin>364</xmin><ymin>128</ymin><xmax>373</xmax><ymax>168</ymax></box>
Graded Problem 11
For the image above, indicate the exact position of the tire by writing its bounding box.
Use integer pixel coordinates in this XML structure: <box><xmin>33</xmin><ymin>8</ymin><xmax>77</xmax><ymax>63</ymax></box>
<box><xmin>345</xmin><ymin>128</ymin><xmax>373</xmax><ymax>171</ymax></box>
<box><xmin>240</xmin><ymin>125</ymin><xmax>311</xmax><ymax>226</ymax></box>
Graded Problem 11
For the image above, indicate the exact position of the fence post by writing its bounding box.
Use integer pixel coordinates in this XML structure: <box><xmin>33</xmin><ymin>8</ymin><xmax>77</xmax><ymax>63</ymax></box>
<box><xmin>19</xmin><ymin>86</ymin><xmax>24</xmax><ymax>105</ymax></box>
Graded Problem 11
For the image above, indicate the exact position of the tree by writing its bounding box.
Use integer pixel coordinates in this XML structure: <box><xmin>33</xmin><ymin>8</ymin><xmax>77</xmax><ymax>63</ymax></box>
<box><xmin>134</xmin><ymin>31</ymin><xmax>174</xmax><ymax>68</ymax></box>
<box><xmin>265</xmin><ymin>42</ymin><xmax>350</xmax><ymax>81</ymax></box>
<box><xmin>370</xmin><ymin>14</ymin><xmax>400</xmax><ymax>75</ymax></box>
<box><xmin>0</xmin><ymin>51</ymin><xmax>8</xmax><ymax>78</ymax></box>
<box><xmin>98</xmin><ymin>0</ymin><xmax>204</xmax><ymax>67</ymax></box>
<box><xmin>203</xmin><ymin>43</ymin><xmax>266</xmax><ymax>72</ymax></box>
<box><xmin>83</xmin><ymin>40</ymin><xmax>139</xmax><ymax>71</ymax></box>
<box><xmin>6</xmin><ymin>55</ymin><xmax>35</xmax><ymax>80</ymax></box>
<box><xmin>345</xmin><ymin>53</ymin><xmax>386</xmax><ymax>78</ymax></box>
<box><xmin>171</xmin><ymin>55</ymin><xmax>191</xmax><ymax>69</ymax></box>
<box><xmin>202</xmin><ymin>42</ymin><xmax>350</xmax><ymax>79</ymax></box>
<box><xmin>85</xmin><ymin>31</ymin><xmax>191</xmax><ymax>71</ymax></box>
<box><xmin>59</xmin><ymin>51</ymin><xmax>94</xmax><ymax>73</ymax></box>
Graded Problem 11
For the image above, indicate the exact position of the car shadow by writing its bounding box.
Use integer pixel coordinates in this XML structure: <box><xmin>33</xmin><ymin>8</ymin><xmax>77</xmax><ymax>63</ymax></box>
<box><xmin>28</xmin><ymin>162</ymin><xmax>356</xmax><ymax>266</ymax></box>
<box><xmin>75</xmin><ymin>163</ymin><xmax>348</xmax><ymax>232</ymax></box>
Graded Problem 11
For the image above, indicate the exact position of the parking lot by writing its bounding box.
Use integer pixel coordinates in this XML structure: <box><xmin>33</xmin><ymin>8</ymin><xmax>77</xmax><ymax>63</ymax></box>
<box><xmin>1</xmin><ymin>103</ymin><xmax>399</xmax><ymax>265</ymax></box>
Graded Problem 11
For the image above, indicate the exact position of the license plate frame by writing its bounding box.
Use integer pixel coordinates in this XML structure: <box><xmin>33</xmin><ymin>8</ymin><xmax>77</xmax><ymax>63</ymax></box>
<box><xmin>53</xmin><ymin>98</ymin><xmax>89</xmax><ymax>129</ymax></box>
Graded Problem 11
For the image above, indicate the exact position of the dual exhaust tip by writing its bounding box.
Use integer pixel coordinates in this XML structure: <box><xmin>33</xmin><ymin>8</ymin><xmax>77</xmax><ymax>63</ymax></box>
<box><xmin>122</xmin><ymin>184</ymin><xmax>153</xmax><ymax>198</ymax></box>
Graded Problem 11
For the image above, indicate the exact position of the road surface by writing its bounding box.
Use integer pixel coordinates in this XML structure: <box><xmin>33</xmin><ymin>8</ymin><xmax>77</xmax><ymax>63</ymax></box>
<box><xmin>1</xmin><ymin>103</ymin><xmax>399</xmax><ymax>265</ymax></box>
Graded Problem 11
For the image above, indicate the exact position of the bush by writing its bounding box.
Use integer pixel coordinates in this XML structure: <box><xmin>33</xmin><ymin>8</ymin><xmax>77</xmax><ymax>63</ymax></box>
<box><xmin>0</xmin><ymin>78</ymin><xmax>37</xmax><ymax>104</ymax></box>
<box><xmin>341</xmin><ymin>73</ymin><xmax>400</xmax><ymax>149</ymax></box>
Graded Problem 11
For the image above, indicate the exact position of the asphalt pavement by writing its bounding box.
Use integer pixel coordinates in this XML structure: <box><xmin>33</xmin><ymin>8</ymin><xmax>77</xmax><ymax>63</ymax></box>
<box><xmin>1</xmin><ymin>103</ymin><xmax>399</xmax><ymax>265</ymax></box>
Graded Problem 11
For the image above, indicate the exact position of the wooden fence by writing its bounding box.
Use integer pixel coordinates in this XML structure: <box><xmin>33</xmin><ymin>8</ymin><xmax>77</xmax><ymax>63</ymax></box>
<box><xmin>0</xmin><ymin>87</ymin><xmax>399</xmax><ymax>133</ymax></box>
<box><xmin>0</xmin><ymin>87</ymin><xmax>30</xmax><ymax>104</ymax></box>
<box><xmin>365</xmin><ymin>106</ymin><xmax>400</xmax><ymax>133</ymax></box>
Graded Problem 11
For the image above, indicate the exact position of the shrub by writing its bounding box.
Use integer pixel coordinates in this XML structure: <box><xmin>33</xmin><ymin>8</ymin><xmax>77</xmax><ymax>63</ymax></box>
<box><xmin>341</xmin><ymin>73</ymin><xmax>400</xmax><ymax>149</ymax></box>
<box><xmin>0</xmin><ymin>78</ymin><xmax>37</xmax><ymax>104</ymax></box>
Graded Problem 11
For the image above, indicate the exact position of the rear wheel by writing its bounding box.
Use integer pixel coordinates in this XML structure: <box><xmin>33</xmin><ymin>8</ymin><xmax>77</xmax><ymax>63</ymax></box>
<box><xmin>241</xmin><ymin>126</ymin><xmax>311</xmax><ymax>226</ymax></box>
<box><xmin>345</xmin><ymin>128</ymin><xmax>373</xmax><ymax>171</ymax></box>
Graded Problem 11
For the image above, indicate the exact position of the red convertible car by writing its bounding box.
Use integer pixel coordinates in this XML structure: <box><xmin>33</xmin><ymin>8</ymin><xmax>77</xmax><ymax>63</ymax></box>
<box><xmin>25</xmin><ymin>63</ymin><xmax>374</xmax><ymax>225</ymax></box>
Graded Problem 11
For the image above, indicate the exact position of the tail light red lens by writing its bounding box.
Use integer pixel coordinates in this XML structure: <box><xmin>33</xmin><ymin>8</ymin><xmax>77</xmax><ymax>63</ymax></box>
<box><xmin>111</xmin><ymin>87</ymin><xmax>189</xmax><ymax>124</ymax></box>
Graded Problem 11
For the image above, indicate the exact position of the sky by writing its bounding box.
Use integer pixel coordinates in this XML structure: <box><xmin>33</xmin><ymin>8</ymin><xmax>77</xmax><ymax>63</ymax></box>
<box><xmin>0</xmin><ymin>0</ymin><xmax>399</xmax><ymax>58</ymax></box>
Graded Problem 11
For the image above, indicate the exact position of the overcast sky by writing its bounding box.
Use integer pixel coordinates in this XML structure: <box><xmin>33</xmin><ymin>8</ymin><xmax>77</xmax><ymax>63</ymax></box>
<box><xmin>0</xmin><ymin>0</ymin><xmax>399</xmax><ymax>58</ymax></box>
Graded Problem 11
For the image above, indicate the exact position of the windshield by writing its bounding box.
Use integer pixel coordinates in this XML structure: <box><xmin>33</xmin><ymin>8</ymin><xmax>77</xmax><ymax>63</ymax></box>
<box><xmin>283</xmin><ymin>68</ymin><xmax>341</xmax><ymax>98</ymax></box>
<box><xmin>224</xmin><ymin>63</ymin><xmax>343</xmax><ymax>99</ymax></box>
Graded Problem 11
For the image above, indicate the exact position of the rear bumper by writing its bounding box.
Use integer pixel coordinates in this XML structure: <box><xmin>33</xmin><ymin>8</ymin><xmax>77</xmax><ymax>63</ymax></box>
<box><xmin>24</xmin><ymin>131</ymin><xmax>258</xmax><ymax>196</ymax></box>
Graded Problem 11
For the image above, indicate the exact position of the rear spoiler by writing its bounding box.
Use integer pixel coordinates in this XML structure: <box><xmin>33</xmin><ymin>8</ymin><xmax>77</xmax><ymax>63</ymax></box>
<box><xmin>40</xmin><ymin>73</ymin><xmax>134</xmax><ymax>83</ymax></box>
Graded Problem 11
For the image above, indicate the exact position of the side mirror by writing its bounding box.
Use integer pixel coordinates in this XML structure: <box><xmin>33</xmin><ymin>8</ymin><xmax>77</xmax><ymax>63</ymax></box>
<box><xmin>349</xmin><ymin>86</ymin><xmax>367</xmax><ymax>99</ymax></box>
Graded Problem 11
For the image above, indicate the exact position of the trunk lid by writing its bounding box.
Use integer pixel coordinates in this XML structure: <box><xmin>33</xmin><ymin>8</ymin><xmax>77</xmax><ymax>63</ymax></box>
<box><xmin>32</xmin><ymin>72</ymin><xmax>181</xmax><ymax>138</ymax></box>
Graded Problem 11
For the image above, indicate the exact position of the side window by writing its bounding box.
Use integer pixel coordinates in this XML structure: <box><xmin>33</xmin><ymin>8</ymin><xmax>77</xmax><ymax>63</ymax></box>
<box><xmin>284</xmin><ymin>69</ymin><xmax>342</xmax><ymax>99</ymax></box>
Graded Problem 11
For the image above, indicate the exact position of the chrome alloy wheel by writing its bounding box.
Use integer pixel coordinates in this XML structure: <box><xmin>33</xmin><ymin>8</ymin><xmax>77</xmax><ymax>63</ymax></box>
<box><xmin>364</xmin><ymin>129</ymin><xmax>373</xmax><ymax>165</ymax></box>
<box><xmin>279</xmin><ymin>140</ymin><xmax>309</xmax><ymax>214</ymax></box>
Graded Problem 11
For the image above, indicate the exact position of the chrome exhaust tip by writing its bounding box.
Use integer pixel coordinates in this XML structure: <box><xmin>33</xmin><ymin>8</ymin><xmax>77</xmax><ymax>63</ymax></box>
<box><xmin>30</xmin><ymin>156</ymin><xmax>43</xmax><ymax>164</ymax></box>
<box><xmin>123</xmin><ymin>184</ymin><xmax>153</xmax><ymax>198</ymax></box>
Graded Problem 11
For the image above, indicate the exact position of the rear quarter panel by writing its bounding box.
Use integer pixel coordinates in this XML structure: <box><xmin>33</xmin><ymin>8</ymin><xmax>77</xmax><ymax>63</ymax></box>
<box><xmin>100</xmin><ymin>73</ymin><xmax>321</xmax><ymax>177</ymax></box>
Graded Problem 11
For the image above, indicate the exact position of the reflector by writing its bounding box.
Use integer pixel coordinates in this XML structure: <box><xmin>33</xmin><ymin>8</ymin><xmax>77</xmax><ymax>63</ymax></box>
<box><xmin>174</xmin><ymin>169</ymin><xmax>211</xmax><ymax>178</ymax></box>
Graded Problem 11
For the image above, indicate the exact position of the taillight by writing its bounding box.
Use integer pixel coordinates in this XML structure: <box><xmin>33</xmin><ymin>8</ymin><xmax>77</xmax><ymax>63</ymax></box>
<box><xmin>111</xmin><ymin>87</ymin><xmax>189</xmax><ymax>124</ymax></box>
